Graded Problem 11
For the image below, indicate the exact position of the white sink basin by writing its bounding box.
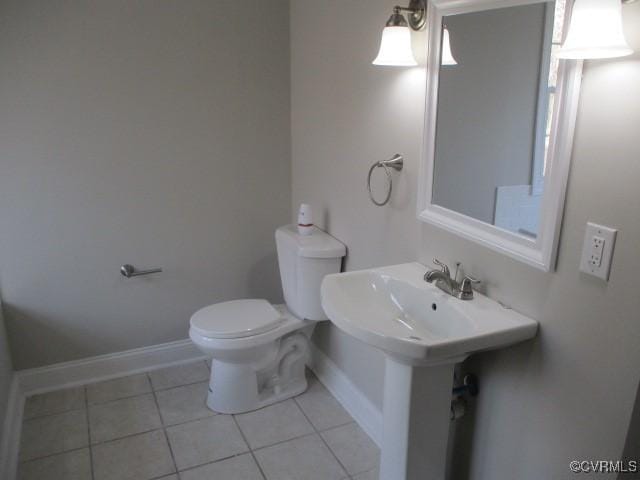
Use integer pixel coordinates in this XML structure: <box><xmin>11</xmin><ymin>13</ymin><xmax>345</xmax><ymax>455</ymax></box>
<box><xmin>321</xmin><ymin>262</ymin><xmax>539</xmax><ymax>480</ymax></box>
<box><xmin>321</xmin><ymin>262</ymin><xmax>537</xmax><ymax>365</ymax></box>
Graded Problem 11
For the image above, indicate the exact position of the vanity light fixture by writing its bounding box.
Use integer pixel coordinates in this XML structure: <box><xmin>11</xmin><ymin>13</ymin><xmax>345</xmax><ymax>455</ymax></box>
<box><xmin>557</xmin><ymin>0</ymin><xmax>635</xmax><ymax>59</ymax></box>
<box><xmin>372</xmin><ymin>0</ymin><xmax>426</xmax><ymax>66</ymax></box>
<box><xmin>441</xmin><ymin>26</ymin><xmax>458</xmax><ymax>66</ymax></box>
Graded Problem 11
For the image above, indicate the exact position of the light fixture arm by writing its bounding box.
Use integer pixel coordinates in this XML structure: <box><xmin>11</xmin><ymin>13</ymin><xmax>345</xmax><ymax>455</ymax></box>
<box><xmin>393</xmin><ymin>0</ymin><xmax>427</xmax><ymax>31</ymax></box>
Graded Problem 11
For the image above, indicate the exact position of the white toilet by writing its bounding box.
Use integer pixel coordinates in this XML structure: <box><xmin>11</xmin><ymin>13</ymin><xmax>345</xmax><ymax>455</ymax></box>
<box><xmin>189</xmin><ymin>224</ymin><xmax>346</xmax><ymax>414</ymax></box>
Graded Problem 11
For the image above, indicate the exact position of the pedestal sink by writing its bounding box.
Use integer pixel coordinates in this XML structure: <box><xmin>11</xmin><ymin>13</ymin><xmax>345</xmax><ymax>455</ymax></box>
<box><xmin>320</xmin><ymin>263</ymin><xmax>538</xmax><ymax>480</ymax></box>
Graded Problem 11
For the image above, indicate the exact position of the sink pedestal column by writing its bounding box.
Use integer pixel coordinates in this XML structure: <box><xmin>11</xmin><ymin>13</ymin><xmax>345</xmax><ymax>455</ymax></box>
<box><xmin>380</xmin><ymin>357</ymin><xmax>455</xmax><ymax>480</ymax></box>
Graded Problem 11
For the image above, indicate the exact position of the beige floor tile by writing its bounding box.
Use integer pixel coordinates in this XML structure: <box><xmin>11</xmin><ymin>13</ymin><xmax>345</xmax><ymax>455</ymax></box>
<box><xmin>179</xmin><ymin>453</ymin><xmax>263</xmax><ymax>480</ymax></box>
<box><xmin>235</xmin><ymin>399</ymin><xmax>314</xmax><ymax>449</ymax></box>
<box><xmin>19</xmin><ymin>410</ymin><xmax>88</xmax><ymax>461</ymax></box>
<box><xmin>166</xmin><ymin>415</ymin><xmax>248</xmax><ymax>470</ymax></box>
<box><xmin>155</xmin><ymin>382</ymin><xmax>215</xmax><ymax>426</ymax></box>
<box><xmin>321</xmin><ymin>423</ymin><xmax>379</xmax><ymax>476</ymax></box>
<box><xmin>148</xmin><ymin>362</ymin><xmax>209</xmax><ymax>391</ymax></box>
<box><xmin>23</xmin><ymin>387</ymin><xmax>86</xmax><ymax>419</ymax></box>
<box><xmin>92</xmin><ymin>430</ymin><xmax>175</xmax><ymax>480</ymax></box>
<box><xmin>254</xmin><ymin>433</ymin><xmax>347</xmax><ymax>480</ymax></box>
<box><xmin>295</xmin><ymin>375</ymin><xmax>352</xmax><ymax>431</ymax></box>
<box><xmin>88</xmin><ymin>394</ymin><xmax>161</xmax><ymax>443</ymax></box>
<box><xmin>18</xmin><ymin>448</ymin><xmax>91</xmax><ymax>480</ymax></box>
<box><xmin>87</xmin><ymin>374</ymin><xmax>151</xmax><ymax>405</ymax></box>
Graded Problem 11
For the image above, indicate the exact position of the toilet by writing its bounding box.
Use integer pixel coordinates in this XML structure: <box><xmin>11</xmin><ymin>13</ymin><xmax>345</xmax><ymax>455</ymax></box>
<box><xmin>189</xmin><ymin>224</ymin><xmax>346</xmax><ymax>414</ymax></box>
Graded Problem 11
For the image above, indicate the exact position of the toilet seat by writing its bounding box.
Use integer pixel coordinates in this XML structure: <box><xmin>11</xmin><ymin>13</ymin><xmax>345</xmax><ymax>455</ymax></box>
<box><xmin>190</xmin><ymin>299</ymin><xmax>285</xmax><ymax>339</ymax></box>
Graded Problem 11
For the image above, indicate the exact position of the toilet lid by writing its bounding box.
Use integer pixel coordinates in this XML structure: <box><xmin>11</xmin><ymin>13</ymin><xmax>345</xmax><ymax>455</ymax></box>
<box><xmin>190</xmin><ymin>299</ymin><xmax>284</xmax><ymax>339</ymax></box>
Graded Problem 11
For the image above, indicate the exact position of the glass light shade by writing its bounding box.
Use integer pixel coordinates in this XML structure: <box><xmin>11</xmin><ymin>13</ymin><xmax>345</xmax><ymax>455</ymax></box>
<box><xmin>557</xmin><ymin>0</ymin><xmax>633</xmax><ymax>59</ymax></box>
<box><xmin>441</xmin><ymin>27</ymin><xmax>458</xmax><ymax>66</ymax></box>
<box><xmin>372</xmin><ymin>26</ymin><xmax>418</xmax><ymax>66</ymax></box>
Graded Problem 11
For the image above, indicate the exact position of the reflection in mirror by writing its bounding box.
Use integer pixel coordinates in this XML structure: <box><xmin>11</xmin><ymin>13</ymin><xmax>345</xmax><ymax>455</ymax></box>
<box><xmin>431</xmin><ymin>1</ymin><xmax>566</xmax><ymax>239</ymax></box>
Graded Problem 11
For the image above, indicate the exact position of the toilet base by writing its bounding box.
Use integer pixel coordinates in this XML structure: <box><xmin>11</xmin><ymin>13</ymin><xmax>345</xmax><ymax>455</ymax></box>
<box><xmin>206</xmin><ymin>374</ymin><xmax>308</xmax><ymax>414</ymax></box>
<box><xmin>206</xmin><ymin>331</ymin><xmax>310</xmax><ymax>414</ymax></box>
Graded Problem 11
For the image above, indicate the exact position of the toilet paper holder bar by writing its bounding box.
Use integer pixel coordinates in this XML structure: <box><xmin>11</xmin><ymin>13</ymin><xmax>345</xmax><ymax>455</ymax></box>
<box><xmin>120</xmin><ymin>264</ymin><xmax>163</xmax><ymax>278</ymax></box>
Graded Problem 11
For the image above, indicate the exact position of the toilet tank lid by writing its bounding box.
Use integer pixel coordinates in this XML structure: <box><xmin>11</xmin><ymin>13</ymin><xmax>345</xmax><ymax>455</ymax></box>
<box><xmin>276</xmin><ymin>225</ymin><xmax>346</xmax><ymax>259</ymax></box>
<box><xmin>190</xmin><ymin>299</ymin><xmax>283</xmax><ymax>339</ymax></box>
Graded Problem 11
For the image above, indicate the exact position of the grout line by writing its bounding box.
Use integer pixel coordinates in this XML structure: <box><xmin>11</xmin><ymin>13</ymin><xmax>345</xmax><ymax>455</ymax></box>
<box><xmin>152</xmin><ymin>378</ymin><xmax>168</xmax><ymax>427</ymax></box>
<box><xmin>17</xmin><ymin>445</ymin><xmax>90</xmax><ymax>465</ymax></box>
<box><xmin>21</xmin><ymin>405</ymin><xmax>87</xmax><ymax>422</ymax></box>
<box><xmin>249</xmin><ymin>430</ymin><xmax>318</xmax><ymax>454</ymax></box>
<box><xmin>150</xmin><ymin>377</ymin><xmax>211</xmax><ymax>394</ymax></box>
<box><xmin>86</xmin><ymin>390</ymin><xmax>153</xmax><ymax>408</ymax></box>
<box><xmin>150</xmin><ymin>381</ymin><xmax>179</xmax><ymax>477</ymax></box>
<box><xmin>316</xmin><ymin>418</ymin><xmax>358</xmax><ymax>434</ymax></box>
<box><xmin>150</xmin><ymin>378</ymin><xmax>210</xmax><ymax>395</ymax></box>
<box><xmin>148</xmin><ymin>360</ymin><xmax>210</xmax><ymax>393</ymax></box>
<box><xmin>84</xmin><ymin>386</ymin><xmax>96</xmax><ymax>480</ymax></box>
<box><xmin>174</xmin><ymin>451</ymin><xmax>251</xmax><ymax>476</ymax></box>
<box><xmin>161</xmin><ymin>412</ymin><xmax>217</xmax><ymax>429</ymax></box>
<box><xmin>90</xmin><ymin>426</ymin><xmax>164</xmax><ymax>447</ymax></box>
<box><xmin>231</xmin><ymin>415</ymin><xmax>267</xmax><ymax>480</ymax></box>
<box><xmin>160</xmin><ymin>427</ymin><xmax>179</xmax><ymax>477</ymax></box>
<box><xmin>293</xmin><ymin>396</ymin><xmax>351</xmax><ymax>477</ymax></box>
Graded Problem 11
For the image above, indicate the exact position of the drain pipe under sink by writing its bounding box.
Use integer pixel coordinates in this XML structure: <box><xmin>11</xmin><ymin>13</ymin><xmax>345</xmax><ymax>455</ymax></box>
<box><xmin>450</xmin><ymin>373</ymin><xmax>478</xmax><ymax>420</ymax></box>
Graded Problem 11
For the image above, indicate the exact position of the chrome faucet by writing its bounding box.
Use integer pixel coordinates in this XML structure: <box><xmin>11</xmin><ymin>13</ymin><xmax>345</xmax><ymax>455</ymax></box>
<box><xmin>424</xmin><ymin>259</ymin><xmax>480</xmax><ymax>300</ymax></box>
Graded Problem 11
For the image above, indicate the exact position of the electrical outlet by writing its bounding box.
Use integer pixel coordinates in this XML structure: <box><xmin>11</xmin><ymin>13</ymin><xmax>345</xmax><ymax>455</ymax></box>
<box><xmin>580</xmin><ymin>223</ymin><xmax>617</xmax><ymax>281</ymax></box>
<box><xmin>589</xmin><ymin>236</ymin><xmax>604</xmax><ymax>267</ymax></box>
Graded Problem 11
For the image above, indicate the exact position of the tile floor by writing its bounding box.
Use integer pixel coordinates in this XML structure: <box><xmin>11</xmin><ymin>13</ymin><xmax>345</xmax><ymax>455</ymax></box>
<box><xmin>17</xmin><ymin>361</ymin><xmax>380</xmax><ymax>480</ymax></box>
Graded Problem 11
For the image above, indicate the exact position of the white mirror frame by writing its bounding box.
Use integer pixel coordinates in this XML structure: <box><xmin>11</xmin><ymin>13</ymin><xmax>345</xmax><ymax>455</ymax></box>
<box><xmin>417</xmin><ymin>0</ymin><xmax>583</xmax><ymax>272</ymax></box>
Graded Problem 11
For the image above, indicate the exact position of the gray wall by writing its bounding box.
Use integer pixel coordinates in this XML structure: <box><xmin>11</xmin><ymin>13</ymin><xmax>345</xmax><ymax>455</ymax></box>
<box><xmin>0</xmin><ymin>0</ymin><xmax>291</xmax><ymax>369</ymax></box>
<box><xmin>291</xmin><ymin>0</ymin><xmax>640</xmax><ymax>477</ymax></box>
<box><xmin>433</xmin><ymin>4</ymin><xmax>545</xmax><ymax>223</ymax></box>
<box><xmin>0</xmin><ymin>304</ymin><xmax>14</xmax><ymax>439</ymax></box>
<box><xmin>291</xmin><ymin>0</ymin><xmax>424</xmax><ymax>405</ymax></box>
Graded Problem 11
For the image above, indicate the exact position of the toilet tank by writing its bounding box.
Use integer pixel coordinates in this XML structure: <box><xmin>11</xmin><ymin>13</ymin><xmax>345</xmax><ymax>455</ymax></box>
<box><xmin>275</xmin><ymin>225</ymin><xmax>346</xmax><ymax>321</ymax></box>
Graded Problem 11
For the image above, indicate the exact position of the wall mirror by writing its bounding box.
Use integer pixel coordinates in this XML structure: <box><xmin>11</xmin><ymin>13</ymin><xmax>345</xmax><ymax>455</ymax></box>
<box><xmin>418</xmin><ymin>0</ymin><xmax>582</xmax><ymax>271</ymax></box>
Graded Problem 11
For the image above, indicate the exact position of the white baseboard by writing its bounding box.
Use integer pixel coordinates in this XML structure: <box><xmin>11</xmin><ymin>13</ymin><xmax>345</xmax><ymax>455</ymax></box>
<box><xmin>0</xmin><ymin>339</ymin><xmax>204</xmax><ymax>480</ymax></box>
<box><xmin>309</xmin><ymin>343</ymin><xmax>382</xmax><ymax>447</ymax></box>
<box><xmin>17</xmin><ymin>339</ymin><xmax>206</xmax><ymax>396</ymax></box>
<box><xmin>0</xmin><ymin>376</ymin><xmax>23</xmax><ymax>480</ymax></box>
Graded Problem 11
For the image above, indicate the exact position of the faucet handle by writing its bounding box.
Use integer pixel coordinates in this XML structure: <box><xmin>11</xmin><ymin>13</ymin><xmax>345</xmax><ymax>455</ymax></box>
<box><xmin>432</xmin><ymin>258</ymin><xmax>450</xmax><ymax>276</ymax></box>
<box><xmin>460</xmin><ymin>275</ymin><xmax>480</xmax><ymax>298</ymax></box>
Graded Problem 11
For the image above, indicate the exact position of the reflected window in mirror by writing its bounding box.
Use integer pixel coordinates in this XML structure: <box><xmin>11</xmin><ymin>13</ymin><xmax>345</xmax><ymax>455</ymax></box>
<box><xmin>432</xmin><ymin>1</ymin><xmax>567</xmax><ymax>240</ymax></box>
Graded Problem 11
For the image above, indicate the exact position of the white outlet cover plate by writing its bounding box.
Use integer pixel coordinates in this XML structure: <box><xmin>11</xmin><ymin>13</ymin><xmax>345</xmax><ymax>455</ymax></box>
<box><xmin>580</xmin><ymin>222</ymin><xmax>617</xmax><ymax>281</ymax></box>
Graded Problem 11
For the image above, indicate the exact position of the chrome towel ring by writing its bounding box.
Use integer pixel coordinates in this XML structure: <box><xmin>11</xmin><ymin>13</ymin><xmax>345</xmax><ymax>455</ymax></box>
<box><xmin>367</xmin><ymin>154</ymin><xmax>404</xmax><ymax>206</ymax></box>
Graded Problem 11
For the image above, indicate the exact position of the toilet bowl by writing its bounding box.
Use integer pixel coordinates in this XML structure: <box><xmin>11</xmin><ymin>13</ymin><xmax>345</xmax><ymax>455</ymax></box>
<box><xmin>189</xmin><ymin>225</ymin><xmax>345</xmax><ymax>414</ymax></box>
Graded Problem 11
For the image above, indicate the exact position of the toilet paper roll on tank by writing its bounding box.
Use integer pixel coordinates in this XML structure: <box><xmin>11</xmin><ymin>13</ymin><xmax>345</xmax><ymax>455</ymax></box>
<box><xmin>297</xmin><ymin>203</ymin><xmax>314</xmax><ymax>236</ymax></box>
